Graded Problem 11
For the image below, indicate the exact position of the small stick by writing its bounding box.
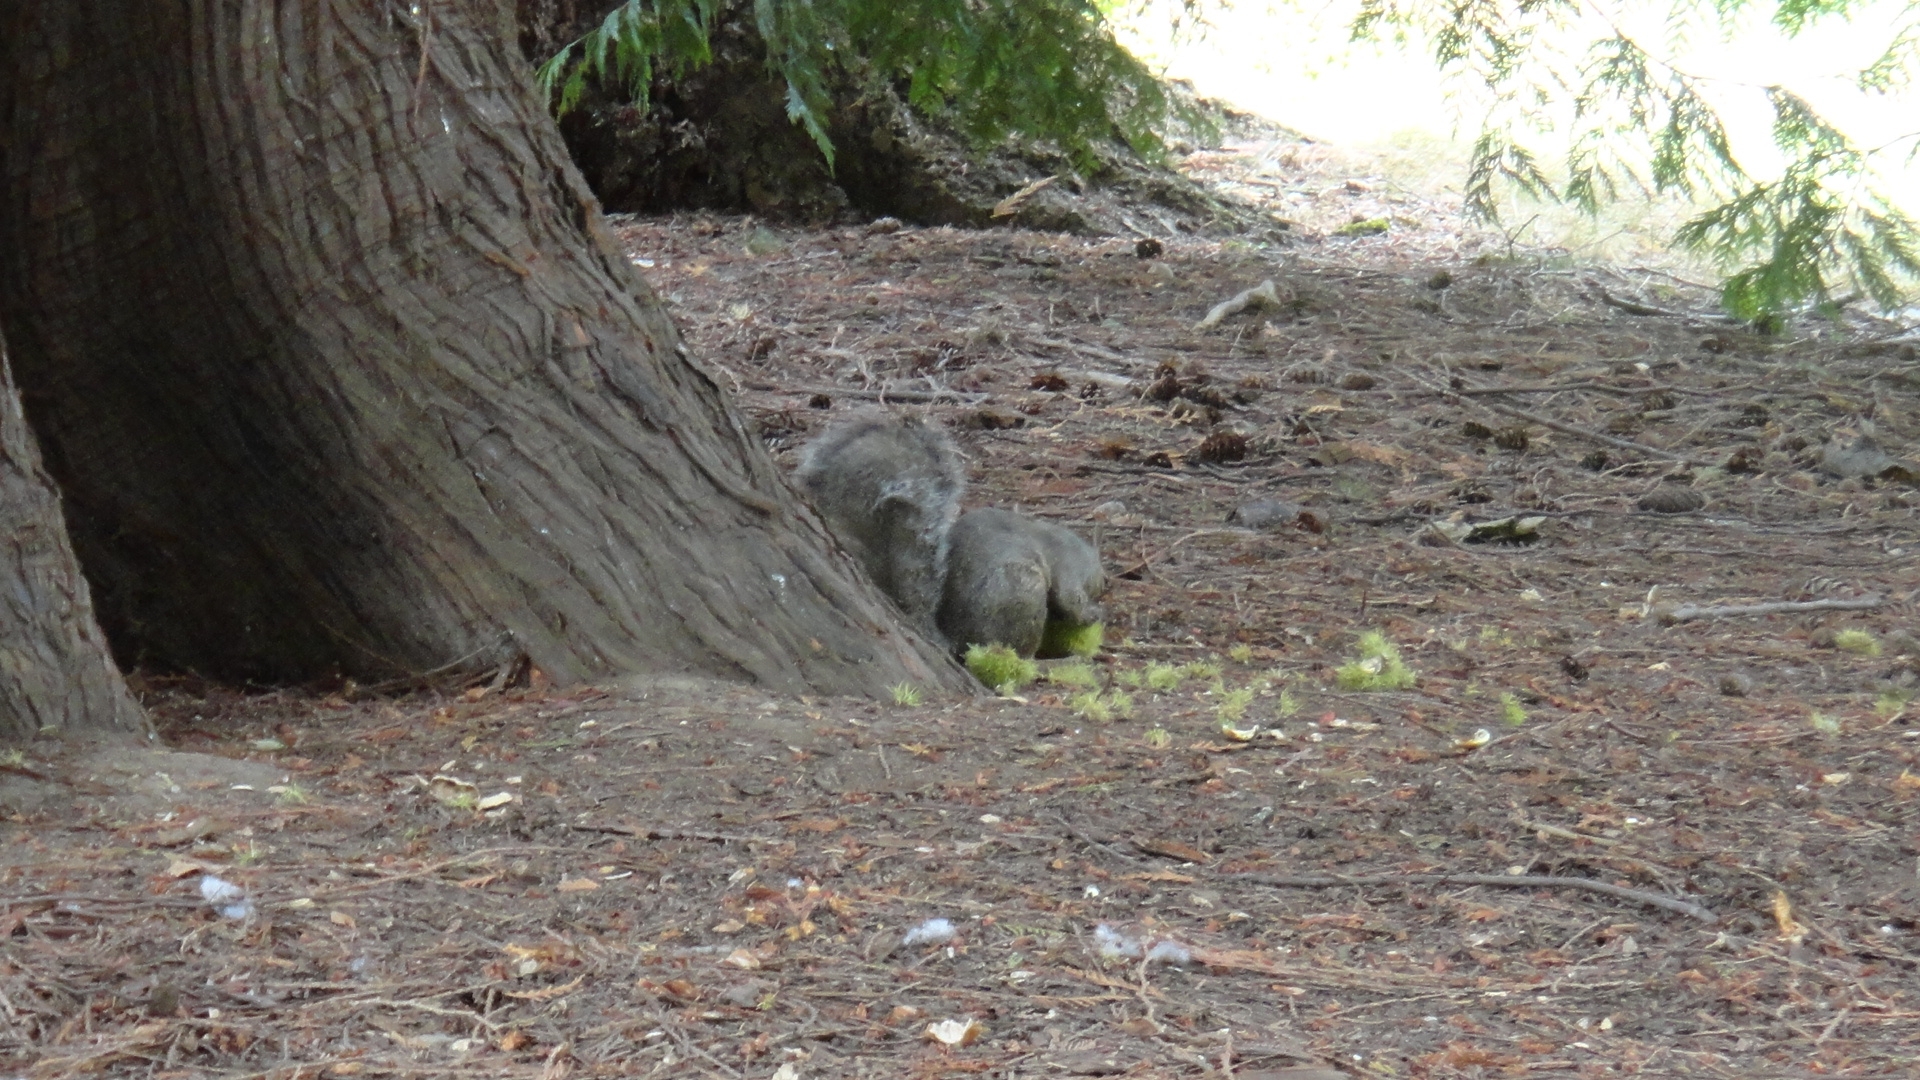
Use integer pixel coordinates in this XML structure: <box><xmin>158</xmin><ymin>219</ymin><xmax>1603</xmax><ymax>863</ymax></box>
<box><xmin>363</xmin><ymin>997</ymin><xmax>501</xmax><ymax>1032</ymax></box>
<box><xmin>1658</xmin><ymin>595</ymin><xmax>1884</xmax><ymax>623</ymax></box>
<box><xmin>1028</xmin><ymin>335</ymin><xmax>1147</xmax><ymax>367</ymax></box>
<box><xmin>1443</xmin><ymin>381</ymin><xmax>1684</xmax><ymax>397</ymax></box>
<box><xmin>1519</xmin><ymin>818</ymin><xmax>1625</xmax><ymax>848</ymax></box>
<box><xmin>568</xmin><ymin>823</ymin><xmax>770</xmax><ymax>844</ymax></box>
<box><xmin>1406</xmin><ymin>369</ymin><xmax>1711</xmax><ymax>466</ymax></box>
<box><xmin>1595</xmin><ymin>287</ymin><xmax>1693</xmax><ymax>318</ymax></box>
<box><xmin>1110</xmin><ymin>528</ymin><xmax>1247</xmax><ymax>582</ymax></box>
<box><xmin>1232</xmin><ymin>871</ymin><xmax>1717</xmax><ymax>923</ymax></box>
<box><xmin>1313</xmin><ymin>379</ymin><xmax>1711</xmax><ymax>399</ymax></box>
<box><xmin>1593</xmin><ymin>286</ymin><xmax>1732</xmax><ymax>321</ymax></box>
<box><xmin>1194</xmin><ymin>280</ymin><xmax>1281</xmax><ymax>330</ymax></box>
<box><xmin>1052</xmin><ymin>815</ymin><xmax>1143</xmax><ymax>863</ymax></box>
<box><xmin>764</xmin><ymin>383</ymin><xmax>989</xmax><ymax>404</ymax></box>
<box><xmin>1477</xmin><ymin>399</ymin><xmax>1713</xmax><ymax>466</ymax></box>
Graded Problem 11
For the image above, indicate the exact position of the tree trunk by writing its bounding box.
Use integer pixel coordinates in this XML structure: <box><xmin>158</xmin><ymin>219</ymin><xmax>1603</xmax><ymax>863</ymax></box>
<box><xmin>0</xmin><ymin>331</ymin><xmax>149</xmax><ymax>743</ymax></box>
<box><xmin>0</xmin><ymin>0</ymin><xmax>968</xmax><ymax>698</ymax></box>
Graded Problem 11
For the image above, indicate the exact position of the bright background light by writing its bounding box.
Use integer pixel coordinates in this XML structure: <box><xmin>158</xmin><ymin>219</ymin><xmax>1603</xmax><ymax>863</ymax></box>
<box><xmin>1118</xmin><ymin>0</ymin><xmax>1920</xmax><ymax>213</ymax></box>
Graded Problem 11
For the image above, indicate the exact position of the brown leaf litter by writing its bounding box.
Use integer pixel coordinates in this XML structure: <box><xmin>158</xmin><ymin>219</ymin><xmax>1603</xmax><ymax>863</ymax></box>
<box><xmin>4</xmin><ymin>134</ymin><xmax>1919</xmax><ymax>1078</ymax></box>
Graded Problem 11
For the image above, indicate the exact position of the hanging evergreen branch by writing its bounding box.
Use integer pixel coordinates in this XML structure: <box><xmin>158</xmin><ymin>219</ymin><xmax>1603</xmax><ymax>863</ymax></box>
<box><xmin>1355</xmin><ymin>0</ymin><xmax>1920</xmax><ymax>321</ymax></box>
<box><xmin>535</xmin><ymin>0</ymin><xmax>1199</xmax><ymax>168</ymax></box>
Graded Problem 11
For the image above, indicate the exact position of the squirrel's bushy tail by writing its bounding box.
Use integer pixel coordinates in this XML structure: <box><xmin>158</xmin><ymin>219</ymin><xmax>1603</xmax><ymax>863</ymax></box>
<box><xmin>794</xmin><ymin>413</ymin><xmax>965</xmax><ymax>637</ymax></box>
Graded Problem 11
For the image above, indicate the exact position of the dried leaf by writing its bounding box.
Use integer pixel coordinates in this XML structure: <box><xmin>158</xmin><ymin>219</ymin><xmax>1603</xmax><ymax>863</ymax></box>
<box><xmin>1770</xmin><ymin>890</ymin><xmax>1808</xmax><ymax>945</ymax></box>
<box><xmin>790</xmin><ymin>817</ymin><xmax>846</xmax><ymax>833</ymax></box>
<box><xmin>1454</xmin><ymin>729</ymin><xmax>1492</xmax><ymax>750</ymax></box>
<box><xmin>925</xmin><ymin>1017</ymin><xmax>985</xmax><ymax>1046</ymax></box>
<box><xmin>427</xmin><ymin>773</ymin><xmax>477</xmax><ymax>807</ymax></box>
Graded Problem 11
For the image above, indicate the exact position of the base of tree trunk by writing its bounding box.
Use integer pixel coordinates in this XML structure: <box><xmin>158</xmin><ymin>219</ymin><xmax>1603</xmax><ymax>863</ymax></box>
<box><xmin>1</xmin><ymin>0</ymin><xmax>972</xmax><ymax>702</ymax></box>
<box><xmin>0</xmin><ymin>335</ymin><xmax>148</xmax><ymax>744</ymax></box>
<box><xmin>0</xmin><ymin>743</ymin><xmax>283</xmax><ymax>818</ymax></box>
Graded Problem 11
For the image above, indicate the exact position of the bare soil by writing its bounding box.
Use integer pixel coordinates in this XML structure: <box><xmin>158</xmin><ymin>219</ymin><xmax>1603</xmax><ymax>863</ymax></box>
<box><xmin>5</xmin><ymin>135</ymin><xmax>1920</xmax><ymax>1079</ymax></box>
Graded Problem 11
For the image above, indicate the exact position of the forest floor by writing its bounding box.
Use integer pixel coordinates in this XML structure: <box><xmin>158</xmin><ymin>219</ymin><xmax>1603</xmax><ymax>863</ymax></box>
<box><xmin>6</xmin><ymin>134</ymin><xmax>1920</xmax><ymax>1080</ymax></box>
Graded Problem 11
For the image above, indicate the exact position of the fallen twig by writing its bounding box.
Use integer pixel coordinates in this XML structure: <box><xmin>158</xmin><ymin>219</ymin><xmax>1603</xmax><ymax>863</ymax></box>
<box><xmin>1111</xmin><ymin>528</ymin><xmax>1250</xmax><ymax>582</ymax></box>
<box><xmin>1444</xmin><ymin>381</ymin><xmax>1685</xmax><ymax>398</ymax></box>
<box><xmin>1657</xmin><ymin>595</ymin><xmax>1885</xmax><ymax>623</ymax></box>
<box><xmin>1594</xmin><ymin>286</ymin><xmax>1730</xmax><ymax>322</ymax></box>
<box><xmin>364</xmin><ymin>996</ymin><xmax>502</xmax><ymax>1032</ymax></box>
<box><xmin>1027</xmin><ymin>335</ymin><xmax>1147</xmax><ymax>368</ymax></box>
<box><xmin>1194</xmin><ymin>280</ymin><xmax>1281</xmax><ymax>330</ymax></box>
<box><xmin>764</xmin><ymin>383</ymin><xmax>989</xmax><ymax>404</ymax></box>
<box><xmin>569</xmin><ymin>822</ymin><xmax>772</xmax><ymax>844</ymax></box>
<box><xmin>1477</xmin><ymin>398</ymin><xmax>1714</xmax><ymax>466</ymax></box>
<box><xmin>1518</xmin><ymin>818</ymin><xmax>1625</xmax><ymax>848</ymax></box>
<box><xmin>1232</xmin><ymin>871</ymin><xmax>1718</xmax><ymax>923</ymax></box>
<box><xmin>1052</xmin><ymin>815</ymin><xmax>1144</xmax><ymax>863</ymax></box>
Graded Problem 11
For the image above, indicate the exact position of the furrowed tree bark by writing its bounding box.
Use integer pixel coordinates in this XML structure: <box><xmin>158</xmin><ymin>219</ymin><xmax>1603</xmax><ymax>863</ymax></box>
<box><xmin>0</xmin><ymin>332</ymin><xmax>150</xmax><ymax>743</ymax></box>
<box><xmin>0</xmin><ymin>0</ymin><xmax>969</xmax><ymax>697</ymax></box>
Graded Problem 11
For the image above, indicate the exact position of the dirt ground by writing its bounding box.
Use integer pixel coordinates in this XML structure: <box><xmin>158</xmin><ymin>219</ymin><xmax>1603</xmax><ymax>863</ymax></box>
<box><xmin>5</xmin><ymin>135</ymin><xmax>1920</xmax><ymax>1079</ymax></box>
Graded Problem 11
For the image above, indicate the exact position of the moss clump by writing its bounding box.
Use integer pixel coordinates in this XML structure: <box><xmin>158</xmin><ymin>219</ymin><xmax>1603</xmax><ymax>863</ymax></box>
<box><xmin>1181</xmin><ymin>660</ymin><xmax>1223</xmax><ymax>681</ymax></box>
<box><xmin>965</xmin><ymin>644</ymin><xmax>1037</xmax><ymax>693</ymax></box>
<box><xmin>1072</xmin><ymin>689</ymin><xmax>1135</xmax><ymax>721</ymax></box>
<box><xmin>890</xmin><ymin>683</ymin><xmax>923</xmax><ymax>706</ymax></box>
<box><xmin>1144</xmin><ymin>662</ymin><xmax>1184</xmax><ymax>691</ymax></box>
<box><xmin>1039</xmin><ymin>620</ymin><xmax>1104</xmax><ymax>659</ymax></box>
<box><xmin>1334</xmin><ymin>631</ymin><xmax>1417</xmax><ymax>691</ymax></box>
<box><xmin>1499</xmin><ymin>692</ymin><xmax>1527</xmax><ymax>725</ymax></box>
<box><xmin>1335</xmin><ymin>217</ymin><xmax>1390</xmax><ymax>236</ymax></box>
<box><xmin>1214</xmin><ymin>687</ymin><xmax>1255</xmax><ymax>723</ymax></box>
<box><xmin>1044</xmin><ymin>662</ymin><xmax>1100</xmax><ymax>689</ymax></box>
<box><xmin>1874</xmin><ymin>688</ymin><xmax>1911</xmax><ymax>720</ymax></box>
<box><xmin>1834</xmin><ymin>629</ymin><xmax>1881</xmax><ymax>657</ymax></box>
<box><xmin>1070</xmin><ymin>691</ymin><xmax>1110</xmax><ymax>721</ymax></box>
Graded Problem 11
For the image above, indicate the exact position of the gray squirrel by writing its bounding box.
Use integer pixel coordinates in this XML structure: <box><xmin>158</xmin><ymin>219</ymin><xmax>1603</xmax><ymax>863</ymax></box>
<box><xmin>794</xmin><ymin>412</ymin><xmax>1105</xmax><ymax>658</ymax></box>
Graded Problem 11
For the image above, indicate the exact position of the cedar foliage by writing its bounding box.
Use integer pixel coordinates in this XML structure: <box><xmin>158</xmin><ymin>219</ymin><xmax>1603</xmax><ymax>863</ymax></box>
<box><xmin>1352</xmin><ymin>0</ymin><xmax>1920</xmax><ymax>320</ymax></box>
<box><xmin>534</xmin><ymin>0</ymin><xmax>1194</xmax><ymax>169</ymax></box>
